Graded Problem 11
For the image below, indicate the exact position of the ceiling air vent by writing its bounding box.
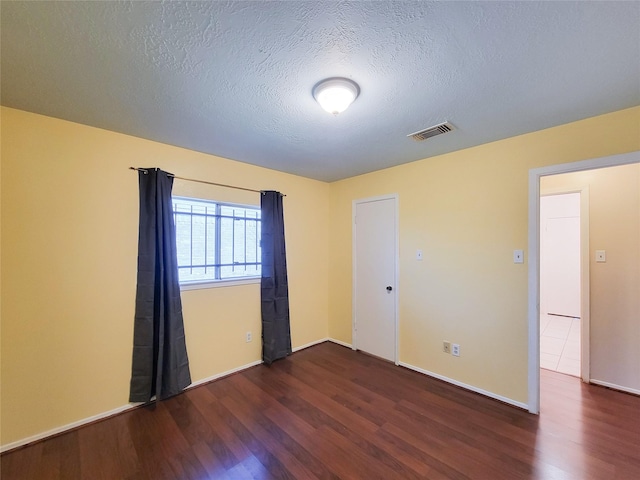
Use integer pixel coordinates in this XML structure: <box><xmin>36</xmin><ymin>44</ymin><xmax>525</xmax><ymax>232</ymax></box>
<box><xmin>407</xmin><ymin>122</ymin><xmax>454</xmax><ymax>142</ymax></box>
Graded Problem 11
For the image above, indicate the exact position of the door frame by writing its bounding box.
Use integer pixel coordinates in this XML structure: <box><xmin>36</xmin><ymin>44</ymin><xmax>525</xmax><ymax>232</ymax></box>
<box><xmin>527</xmin><ymin>150</ymin><xmax>640</xmax><ymax>414</ymax></box>
<box><xmin>539</xmin><ymin>187</ymin><xmax>590</xmax><ymax>382</ymax></box>
<box><xmin>352</xmin><ymin>194</ymin><xmax>400</xmax><ymax>365</ymax></box>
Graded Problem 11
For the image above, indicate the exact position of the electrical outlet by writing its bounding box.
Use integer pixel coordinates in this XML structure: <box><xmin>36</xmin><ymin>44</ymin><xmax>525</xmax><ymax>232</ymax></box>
<box><xmin>452</xmin><ymin>344</ymin><xmax>460</xmax><ymax>357</ymax></box>
<box><xmin>443</xmin><ymin>341</ymin><xmax>451</xmax><ymax>354</ymax></box>
<box><xmin>246</xmin><ymin>331</ymin><xmax>252</xmax><ymax>343</ymax></box>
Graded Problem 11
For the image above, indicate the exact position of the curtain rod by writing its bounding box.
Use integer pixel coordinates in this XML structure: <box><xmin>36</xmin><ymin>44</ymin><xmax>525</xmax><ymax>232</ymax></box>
<box><xmin>129</xmin><ymin>167</ymin><xmax>285</xmax><ymax>195</ymax></box>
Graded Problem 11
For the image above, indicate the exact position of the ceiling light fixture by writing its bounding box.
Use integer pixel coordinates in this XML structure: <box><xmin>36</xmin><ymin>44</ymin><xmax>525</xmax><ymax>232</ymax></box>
<box><xmin>313</xmin><ymin>77</ymin><xmax>360</xmax><ymax>115</ymax></box>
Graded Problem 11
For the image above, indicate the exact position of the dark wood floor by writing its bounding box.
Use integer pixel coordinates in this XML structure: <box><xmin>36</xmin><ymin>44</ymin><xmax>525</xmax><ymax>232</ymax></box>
<box><xmin>2</xmin><ymin>342</ymin><xmax>639</xmax><ymax>479</ymax></box>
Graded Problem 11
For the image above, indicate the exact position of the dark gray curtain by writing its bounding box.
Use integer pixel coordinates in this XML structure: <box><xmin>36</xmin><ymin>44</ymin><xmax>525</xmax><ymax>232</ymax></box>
<box><xmin>129</xmin><ymin>168</ymin><xmax>191</xmax><ymax>403</ymax></box>
<box><xmin>261</xmin><ymin>191</ymin><xmax>292</xmax><ymax>365</ymax></box>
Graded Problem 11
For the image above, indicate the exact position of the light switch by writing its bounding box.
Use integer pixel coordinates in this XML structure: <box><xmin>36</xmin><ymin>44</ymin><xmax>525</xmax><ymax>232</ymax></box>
<box><xmin>595</xmin><ymin>250</ymin><xmax>606</xmax><ymax>263</ymax></box>
<box><xmin>416</xmin><ymin>249</ymin><xmax>423</xmax><ymax>261</ymax></box>
<box><xmin>513</xmin><ymin>250</ymin><xmax>524</xmax><ymax>264</ymax></box>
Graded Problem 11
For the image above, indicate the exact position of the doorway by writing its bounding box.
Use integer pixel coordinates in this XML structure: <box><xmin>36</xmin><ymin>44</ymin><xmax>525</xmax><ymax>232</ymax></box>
<box><xmin>527</xmin><ymin>150</ymin><xmax>640</xmax><ymax>414</ymax></box>
<box><xmin>352</xmin><ymin>194</ymin><xmax>398</xmax><ymax>363</ymax></box>
<box><xmin>539</xmin><ymin>192</ymin><xmax>581</xmax><ymax>377</ymax></box>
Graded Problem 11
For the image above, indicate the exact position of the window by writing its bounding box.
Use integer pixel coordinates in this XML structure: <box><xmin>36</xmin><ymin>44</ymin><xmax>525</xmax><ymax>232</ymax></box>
<box><xmin>173</xmin><ymin>197</ymin><xmax>261</xmax><ymax>285</ymax></box>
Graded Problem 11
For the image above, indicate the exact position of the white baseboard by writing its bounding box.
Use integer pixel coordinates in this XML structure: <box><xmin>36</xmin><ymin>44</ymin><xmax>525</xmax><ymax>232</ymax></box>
<box><xmin>328</xmin><ymin>338</ymin><xmax>353</xmax><ymax>349</ymax></box>
<box><xmin>1</xmin><ymin>341</ymin><xmax>339</xmax><ymax>453</ymax></box>
<box><xmin>0</xmin><ymin>403</ymin><xmax>137</xmax><ymax>454</ymax></box>
<box><xmin>398</xmin><ymin>361</ymin><xmax>528</xmax><ymax>410</ymax></box>
<box><xmin>1</xmin><ymin>359</ymin><xmax>264</xmax><ymax>453</ymax></box>
<box><xmin>292</xmin><ymin>338</ymin><xmax>329</xmax><ymax>352</ymax></box>
<box><xmin>292</xmin><ymin>337</ymin><xmax>352</xmax><ymax>351</ymax></box>
<box><xmin>187</xmin><ymin>359</ymin><xmax>264</xmax><ymax>389</ymax></box>
<box><xmin>0</xmin><ymin>338</ymin><xmax>356</xmax><ymax>453</ymax></box>
<box><xmin>590</xmin><ymin>379</ymin><xmax>640</xmax><ymax>396</ymax></box>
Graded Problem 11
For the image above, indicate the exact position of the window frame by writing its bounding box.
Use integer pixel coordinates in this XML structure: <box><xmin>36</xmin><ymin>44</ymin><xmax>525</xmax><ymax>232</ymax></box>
<box><xmin>172</xmin><ymin>196</ymin><xmax>262</xmax><ymax>290</ymax></box>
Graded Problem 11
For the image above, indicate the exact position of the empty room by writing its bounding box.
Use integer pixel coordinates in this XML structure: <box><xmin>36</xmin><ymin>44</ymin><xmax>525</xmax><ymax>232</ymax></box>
<box><xmin>1</xmin><ymin>1</ymin><xmax>639</xmax><ymax>479</ymax></box>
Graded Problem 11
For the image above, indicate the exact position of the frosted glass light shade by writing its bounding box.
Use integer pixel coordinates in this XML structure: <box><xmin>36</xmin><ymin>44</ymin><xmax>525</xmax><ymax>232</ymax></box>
<box><xmin>313</xmin><ymin>78</ymin><xmax>360</xmax><ymax>115</ymax></box>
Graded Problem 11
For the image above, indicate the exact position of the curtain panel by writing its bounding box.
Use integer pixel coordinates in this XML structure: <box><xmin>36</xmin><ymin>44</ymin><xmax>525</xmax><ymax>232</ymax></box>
<box><xmin>260</xmin><ymin>190</ymin><xmax>292</xmax><ymax>365</ymax></box>
<box><xmin>129</xmin><ymin>168</ymin><xmax>191</xmax><ymax>403</ymax></box>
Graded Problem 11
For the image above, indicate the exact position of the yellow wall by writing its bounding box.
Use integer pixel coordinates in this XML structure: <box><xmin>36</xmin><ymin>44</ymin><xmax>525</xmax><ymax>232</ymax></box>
<box><xmin>0</xmin><ymin>107</ymin><xmax>330</xmax><ymax>446</ymax></box>
<box><xmin>328</xmin><ymin>106</ymin><xmax>640</xmax><ymax>404</ymax></box>
<box><xmin>541</xmin><ymin>164</ymin><xmax>640</xmax><ymax>391</ymax></box>
<box><xmin>2</xmin><ymin>105</ymin><xmax>639</xmax><ymax>447</ymax></box>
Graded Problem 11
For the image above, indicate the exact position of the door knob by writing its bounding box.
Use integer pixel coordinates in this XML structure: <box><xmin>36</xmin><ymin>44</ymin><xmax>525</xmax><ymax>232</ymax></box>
<box><xmin>386</xmin><ymin>286</ymin><xmax>393</xmax><ymax>291</ymax></box>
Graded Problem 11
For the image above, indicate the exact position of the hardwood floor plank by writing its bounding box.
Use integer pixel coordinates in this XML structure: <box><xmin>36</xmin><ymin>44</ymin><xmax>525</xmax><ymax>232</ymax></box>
<box><xmin>377</xmin><ymin>423</ymin><xmax>472</xmax><ymax>480</ymax></box>
<box><xmin>263</xmin><ymin>405</ymin><xmax>400</xmax><ymax>480</ymax></box>
<box><xmin>219</xmin><ymin>392</ymin><xmax>317</xmax><ymax>479</ymax></box>
<box><xmin>392</xmin><ymin>400</ymin><xmax>532</xmax><ymax>479</ymax></box>
<box><xmin>37</xmin><ymin>435</ymin><xmax>66</xmax><ymax>480</ymax></box>
<box><xmin>190</xmin><ymin>440</ymin><xmax>230</xmax><ymax>479</ymax></box>
<box><xmin>1</xmin><ymin>442</ymin><xmax>45</xmax><ymax>479</ymax></box>
<box><xmin>2</xmin><ymin>342</ymin><xmax>639</xmax><ymax>479</ymax></box>
<box><xmin>224</xmin><ymin>376</ymin><xmax>339</xmax><ymax>480</ymax></box>
<box><xmin>268</xmin><ymin>368</ymin><xmax>432</xmax><ymax>477</ymax></box>
<box><xmin>212</xmin><ymin>399</ymin><xmax>298</xmax><ymax>479</ymax></box>
<box><xmin>165</xmin><ymin>392</ymin><xmax>218</xmax><ymax>447</ymax></box>
<box><xmin>315</xmin><ymin>424</ymin><xmax>412</xmax><ymax>480</ymax></box>
<box><xmin>124</xmin><ymin>404</ymin><xmax>192</xmax><ymax>480</ymax></box>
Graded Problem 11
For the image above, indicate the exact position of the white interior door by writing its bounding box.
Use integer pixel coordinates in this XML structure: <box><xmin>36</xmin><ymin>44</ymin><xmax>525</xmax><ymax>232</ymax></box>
<box><xmin>540</xmin><ymin>193</ymin><xmax>581</xmax><ymax>317</ymax></box>
<box><xmin>353</xmin><ymin>196</ymin><xmax>397</xmax><ymax>362</ymax></box>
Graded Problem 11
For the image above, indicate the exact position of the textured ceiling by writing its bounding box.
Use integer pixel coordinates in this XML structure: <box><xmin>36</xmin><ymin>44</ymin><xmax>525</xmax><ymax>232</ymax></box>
<box><xmin>2</xmin><ymin>1</ymin><xmax>639</xmax><ymax>182</ymax></box>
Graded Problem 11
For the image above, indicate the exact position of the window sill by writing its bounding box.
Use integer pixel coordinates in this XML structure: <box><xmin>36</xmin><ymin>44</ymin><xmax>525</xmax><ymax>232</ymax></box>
<box><xmin>180</xmin><ymin>277</ymin><xmax>261</xmax><ymax>291</ymax></box>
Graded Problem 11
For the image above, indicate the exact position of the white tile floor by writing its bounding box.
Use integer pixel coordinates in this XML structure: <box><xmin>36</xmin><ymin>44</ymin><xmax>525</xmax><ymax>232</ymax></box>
<box><xmin>540</xmin><ymin>313</ymin><xmax>581</xmax><ymax>377</ymax></box>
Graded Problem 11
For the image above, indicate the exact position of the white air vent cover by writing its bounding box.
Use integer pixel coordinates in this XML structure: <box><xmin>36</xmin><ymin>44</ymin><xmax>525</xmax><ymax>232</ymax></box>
<box><xmin>407</xmin><ymin>122</ymin><xmax>454</xmax><ymax>141</ymax></box>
